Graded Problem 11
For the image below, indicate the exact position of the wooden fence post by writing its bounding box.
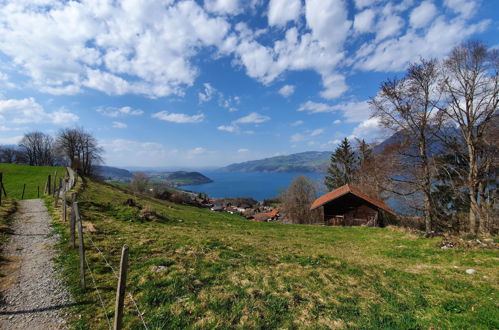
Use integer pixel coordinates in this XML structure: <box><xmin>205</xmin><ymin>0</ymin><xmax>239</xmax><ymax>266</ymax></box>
<box><xmin>0</xmin><ymin>172</ymin><xmax>3</xmax><ymax>206</ymax></box>
<box><xmin>37</xmin><ymin>186</ymin><xmax>40</xmax><ymax>198</ymax></box>
<box><xmin>114</xmin><ymin>244</ymin><xmax>129</xmax><ymax>330</ymax></box>
<box><xmin>54</xmin><ymin>178</ymin><xmax>63</xmax><ymax>208</ymax></box>
<box><xmin>74</xmin><ymin>201</ymin><xmax>86</xmax><ymax>290</ymax></box>
<box><xmin>62</xmin><ymin>183</ymin><xmax>67</xmax><ymax>222</ymax></box>
<box><xmin>45</xmin><ymin>175</ymin><xmax>51</xmax><ymax>195</ymax></box>
<box><xmin>0</xmin><ymin>172</ymin><xmax>7</xmax><ymax>200</ymax></box>
<box><xmin>21</xmin><ymin>184</ymin><xmax>26</xmax><ymax>200</ymax></box>
<box><xmin>53</xmin><ymin>171</ymin><xmax>58</xmax><ymax>196</ymax></box>
<box><xmin>70</xmin><ymin>193</ymin><xmax>77</xmax><ymax>248</ymax></box>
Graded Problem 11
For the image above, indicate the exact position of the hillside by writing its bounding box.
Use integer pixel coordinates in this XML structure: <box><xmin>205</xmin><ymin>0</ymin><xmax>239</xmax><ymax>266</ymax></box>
<box><xmin>0</xmin><ymin>164</ymin><xmax>65</xmax><ymax>199</ymax></box>
<box><xmin>221</xmin><ymin>151</ymin><xmax>330</xmax><ymax>173</ymax></box>
<box><xmin>93</xmin><ymin>165</ymin><xmax>132</xmax><ymax>180</ymax></box>
<box><xmin>47</xmin><ymin>175</ymin><xmax>498</xmax><ymax>328</ymax></box>
<box><xmin>147</xmin><ymin>171</ymin><xmax>213</xmax><ymax>186</ymax></box>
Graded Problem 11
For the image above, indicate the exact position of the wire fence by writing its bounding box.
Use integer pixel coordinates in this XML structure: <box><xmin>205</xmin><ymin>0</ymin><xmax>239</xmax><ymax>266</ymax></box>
<box><xmin>55</xmin><ymin>169</ymin><xmax>148</xmax><ymax>329</ymax></box>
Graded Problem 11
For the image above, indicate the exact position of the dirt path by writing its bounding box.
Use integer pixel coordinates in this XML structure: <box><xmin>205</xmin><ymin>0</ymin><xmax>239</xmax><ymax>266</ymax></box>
<box><xmin>0</xmin><ymin>199</ymin><xmax>71</xmax><ymax>329</ymax></box>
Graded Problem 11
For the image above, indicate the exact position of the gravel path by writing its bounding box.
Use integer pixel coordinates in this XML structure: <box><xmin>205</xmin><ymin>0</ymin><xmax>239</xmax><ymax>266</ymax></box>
<box><xmin>0</xmin><ymin>199</ymin><xmax>72</xmax><ymax>329</ymax></box>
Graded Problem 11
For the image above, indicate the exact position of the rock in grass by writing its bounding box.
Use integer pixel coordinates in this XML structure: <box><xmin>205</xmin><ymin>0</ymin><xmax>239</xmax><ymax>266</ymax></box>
<box><xmin>465</xmin><ymin>269</ymin><xmax>476</xmax><ymax>274</ymax></box>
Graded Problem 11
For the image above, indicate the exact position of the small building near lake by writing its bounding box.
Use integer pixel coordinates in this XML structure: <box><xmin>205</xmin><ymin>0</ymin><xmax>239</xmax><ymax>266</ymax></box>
<box><xmin>310</xmin><ymin>184</ymin><xmax>396</xmax><ymax>227</ymax></box>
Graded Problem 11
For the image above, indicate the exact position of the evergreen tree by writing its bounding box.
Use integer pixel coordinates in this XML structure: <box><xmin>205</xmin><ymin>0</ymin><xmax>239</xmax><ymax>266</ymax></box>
<box><xmin>324</xmin><ymin>137</ymin><xmax>357</xmax><ymax>190</ymax></box>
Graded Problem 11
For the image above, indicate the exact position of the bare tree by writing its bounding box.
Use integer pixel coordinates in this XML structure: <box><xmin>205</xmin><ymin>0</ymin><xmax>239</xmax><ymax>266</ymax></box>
<box><xmin>438</xmin><ymin>40</ymin><xmax>499</xmax><ymax>234</ymax></box>
<box><xmin>55</xmin><ymin>127</ymin><xmax>103</xmax><ymax>176</ymax></box>
<box><xmin>370</xmin><ymin>58</ymin><xmax>442</xmax><ymax>233</ymax></box>
<box><xmin>0</xmin><ymin>146</ymin><xmax>26</xmax><ymax>164</ymax></box>
<box><xmin>19</xmin><ymin>131</ymin><xmax>55</xmax><ymax>166</ymax></box>
<box><xmin>281</xmin><ymin>175</ymin><xmax>322</xmax><ymax>224</ymax></box>
<box><xmin>130</xmin><ymin>172</ymin><xmax>149</xmax><ymax>193</ymax></box>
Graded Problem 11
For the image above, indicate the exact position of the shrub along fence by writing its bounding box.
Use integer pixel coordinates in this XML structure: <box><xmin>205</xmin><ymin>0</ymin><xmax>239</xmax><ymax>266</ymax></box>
<box><xmin>53</xmin><ymin>170</ymin><xmax>147</xmax><ymax>330</ymax></box>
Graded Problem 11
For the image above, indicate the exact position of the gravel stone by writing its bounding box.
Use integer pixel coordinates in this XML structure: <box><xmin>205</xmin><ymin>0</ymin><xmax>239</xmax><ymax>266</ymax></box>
<box><xmin>0</xmin><ymin>199</ymin><xmax>72</xmax><ymax>329</ymax></box>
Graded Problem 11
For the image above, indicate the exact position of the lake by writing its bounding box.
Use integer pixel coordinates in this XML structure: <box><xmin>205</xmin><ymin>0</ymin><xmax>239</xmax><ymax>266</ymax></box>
<box><xmin>181</xmin><ymin>171</ymin><xmax>326</xmax><ymax>201</ymax></box>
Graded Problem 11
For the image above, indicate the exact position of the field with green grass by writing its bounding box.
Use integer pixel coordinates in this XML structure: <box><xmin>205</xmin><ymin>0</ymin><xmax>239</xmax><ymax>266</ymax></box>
<box><xmin>49</xmin><ymin>177</ymin><xmax>498</xmax><ymax>329</ymax></box>
<box><xmin>0</xmin><ymin>164</ymin><xmax>65</xmax><ymax>200</ymax></box>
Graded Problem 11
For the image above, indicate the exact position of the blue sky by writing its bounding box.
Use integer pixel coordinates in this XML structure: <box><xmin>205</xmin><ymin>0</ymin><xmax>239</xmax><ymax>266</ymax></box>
<box><xmin>0</xmin><ymin>0</ymin><xmax>497</xmax><ymax>168</ymax></box>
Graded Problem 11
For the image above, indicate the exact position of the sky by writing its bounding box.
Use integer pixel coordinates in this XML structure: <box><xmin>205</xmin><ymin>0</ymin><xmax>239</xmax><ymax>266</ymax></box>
<box><xmin>0</xmin><ymin>0</ymin><xmax>497</xmax><ymax>168</ymax></box>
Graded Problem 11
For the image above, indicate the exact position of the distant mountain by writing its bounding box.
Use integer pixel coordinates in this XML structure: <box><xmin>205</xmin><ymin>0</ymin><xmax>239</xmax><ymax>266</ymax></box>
<box><xmin>147</xmin><ymin>171</ymin><xmax>213</xmax><ymax>186</ymax></box>
<box><xmin>220</xmin><ymin>151</ymin><xmax>331</xmax><ymax>173</ymax></box>
<box><xmin>94</xmin><ymin>165</ymin><xmax>132</xmax><ymax>180</ymax></box>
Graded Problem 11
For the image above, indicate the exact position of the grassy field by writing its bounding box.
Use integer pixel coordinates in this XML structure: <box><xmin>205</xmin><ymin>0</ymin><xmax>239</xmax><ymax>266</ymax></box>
<box><xmin>0</xmin><ymin>164</ymin><xmax>65</xmax><ymax>200</ymax></box>
<box><xmin>48</xmin><ymin>177</ymin><xmax>499</xmax><ymax>329</ymax></box>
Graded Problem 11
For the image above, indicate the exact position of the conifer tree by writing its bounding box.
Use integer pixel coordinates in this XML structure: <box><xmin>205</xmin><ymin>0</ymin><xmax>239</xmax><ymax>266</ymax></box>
<box><xmin>324</xmin><ymin>137</ymin><xmax>357</xmax><ymax>190</ymax></box>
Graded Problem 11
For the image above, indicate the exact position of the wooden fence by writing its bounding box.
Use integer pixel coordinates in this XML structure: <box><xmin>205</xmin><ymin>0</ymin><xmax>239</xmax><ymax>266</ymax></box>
<box><xmin>54</xmin><ymin>171</ymin><xmax>147</xmax><ymax>330</ymax></box>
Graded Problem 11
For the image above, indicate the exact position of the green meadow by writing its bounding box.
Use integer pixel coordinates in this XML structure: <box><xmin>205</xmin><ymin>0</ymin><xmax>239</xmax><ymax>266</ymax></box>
<box><xmin>0</xmin><ymin>164</ymin><xmax>65</xmax><ymax>200</ymax></box>
<box><xmin>47</xmin><ymin>177</ymin><xmax>498</xmax><ymax>329</ymax></box>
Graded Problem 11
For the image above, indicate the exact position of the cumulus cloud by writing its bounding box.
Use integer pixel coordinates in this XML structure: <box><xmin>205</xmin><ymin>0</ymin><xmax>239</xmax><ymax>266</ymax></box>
<box><xmin>410</xmin><ymin>1</ymin><xmax>437</xmax><ymax>29</ymax></box>
<box><xmin>152</xmin><ymin>111</ymin><xmax>205</xmax><ymax>123</ymax></box>
<box><xmin>0</xmin><ymin>97</ymin><xmax>78</xmax><ymax>125</ymax></box>
<box><xmin>352</xmin><ymin>117</ymin><xmax>386</xmax><ymax>141</ymax></box>
<box><xmin>278</xmin><ymin>84</ymin><xmax>295</xmax><ymax>97</ymax></box>
<box><xmin>0</xmin><ymin>0</ymin><xmax>230</xmax><ymax>97</ymax></box>
<box><xmin>97</xmin><ymin>106</ymin><xmax>143</xmax><ymax>117</ymax></box>
<box><xmin>204</xmin><ymin>0</ymin><xmax>243</xmax><ymax>15</ymax></box>
<box><xmin>354</xmin><ymin>9</ymin><xmax>376</xmax><ymax>33</ymax></box>
<box><xmin>268</xmin><ymin>0</ymin><xmax>301</xmax><ymax>27</ymax></box>
<box><xmin>291</xmin><ymin>120</ymin><xmax>304</xmax><ymax>126</ymax></box>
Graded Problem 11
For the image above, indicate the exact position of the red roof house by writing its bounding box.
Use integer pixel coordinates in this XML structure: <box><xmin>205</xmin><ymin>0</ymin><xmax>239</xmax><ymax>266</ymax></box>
<box><xmin>311</xmin><ymin>184</ymin><xmax>395</xmax><ymax>226</ymax></box>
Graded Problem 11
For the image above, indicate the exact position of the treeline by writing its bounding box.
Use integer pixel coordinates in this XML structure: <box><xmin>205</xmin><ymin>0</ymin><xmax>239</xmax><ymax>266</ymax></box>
<box><xmin>0</xmin><ymin>127</ymin><xmax>102</xmax><ymax>176</ymax></box>
<box><xmin>325</xmin><ymin>40</ymin><xmax>498</xmax><ymax>235</ymax></box>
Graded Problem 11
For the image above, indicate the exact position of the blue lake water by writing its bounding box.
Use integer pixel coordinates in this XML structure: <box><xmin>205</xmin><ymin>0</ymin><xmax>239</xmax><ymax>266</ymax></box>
<box><xmin>181</xmin><ymin>171</ymin><xmax>326</xmax><ymax>201</ymax></box>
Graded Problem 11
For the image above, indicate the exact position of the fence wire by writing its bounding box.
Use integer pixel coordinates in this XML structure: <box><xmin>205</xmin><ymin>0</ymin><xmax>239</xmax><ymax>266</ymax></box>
<box><xmin>85</xmin><ymin>231</ymin><xmax>149</xmax><ymax>329</ymax></box>
<box><xmin>84</xmin><ymin>256</ymin><xmax>113</xmax><ymax>330</ymax></box>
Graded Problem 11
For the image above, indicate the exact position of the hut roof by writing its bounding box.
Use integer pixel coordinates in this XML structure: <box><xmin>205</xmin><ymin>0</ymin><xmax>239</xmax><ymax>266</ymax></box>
<box><xmin>310</xmin><ymin>184</ymin><xmax>396</xmax><ymax>215</ymax></box>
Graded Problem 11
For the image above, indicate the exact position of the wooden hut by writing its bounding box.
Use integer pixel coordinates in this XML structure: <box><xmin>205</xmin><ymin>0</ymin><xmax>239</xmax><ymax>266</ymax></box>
<box><xmin>310</xmin><ymin>185</ymin><xmax>395</xmax><ymax>226</ymax></box>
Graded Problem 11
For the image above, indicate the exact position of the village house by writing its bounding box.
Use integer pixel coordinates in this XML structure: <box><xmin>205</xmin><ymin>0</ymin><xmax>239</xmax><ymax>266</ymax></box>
<box><xmin>310</xmin><ymin>184</ymin><xmax>395</xmax><ymax>227</ymax></box>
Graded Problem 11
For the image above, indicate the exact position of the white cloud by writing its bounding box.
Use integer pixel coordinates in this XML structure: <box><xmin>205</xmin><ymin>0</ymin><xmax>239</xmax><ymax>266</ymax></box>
<box><xmin>204</xmin><ymin>0</ymin><xmax>242</xmax><ymax>15</ymax></box>
<box><xmin>306</xmin><ymin>0</ymin><xmax>351</xmax><ymax>50</ymax></box>
<box><xmin>0</xmin><ymin>97</ymin><xmax>78</xmax><ymax>125</ymax></box>
<box><xmin>333</xmin><ymin>119</ymin><xmax>341</xmax><ymax>124</ymax></box>
<box><xmin>97</xmin><ymin>106</ymin><xmax>143</xmax><ymax>118</ymax></box>
<box><xmin>198</xmin><ymin>83</ymin><xmax>216</xmax><ymax>103</ymax></box>
<box><xmin>354</xmin><ymin>0</ymin><xmax>380</xmax><ymax>10</ymax></box>
<box><xmin>152</xmin><ymin>111</ymin><xmax>205</xmax><ymax>123</ymax></box>
<box><xmin>0</xmin><ymin>0</ymin><xmax>230</xmax><ymax>97</ymax></box>
<box><xmin>291</xmin><ymin>120</ymin><xmax>304</xmax><ymax>126</ymax></box>
<box><xmin>352</xmin><ymin>117</ymin><xmax>385</xmax><ymax>141</ymax></box>
<box><xmin>112</xmin><ymin>121</ymin><xmax>127</xmax><ymax>129</ymax></box>
<box><xmin>217</xmin><ymin>125</ymin><xmax>238</xmax><ymax>132</ymax></box>
<box><xmin>410</xmin><ymin>1</ymin><xmax>437</xmax><ymax>28</ymax></box>
<box><xmin>237</xmin><ymin>148</ymin><xmax>249</xmax><ymax>153</ymax></box>
<box><xmin>354</xmin><ymin>9</ymin><xmax>376</xmax><ymax>33</ymax></box>
<box><xmin>298</xmin><ymin>101</ymin><xmax>334</xmax><ymax>113</ymax></box>
<box><xmin>233</xmin><ymin>112</ymin><xmax>270</xmax><ymax>124</ymax></box>
<box><xmin>278</xmin><ymin>84</ymin><xmax>295</xmax><ymax>97</ymax></box>
<box><xmin>355</xmin><ymin>4</ymin><xmax>489</xmax><ymax>72</ymax></box>
<box><xmin>268</xmin><ymin>0</ymin><xmax>301</xmax><ymax>27</ymax></box>
<box><xmin>444</xmin><ymin>0</ymin><xmax>477</xmax><ymax>18</ymax></box>
<box><xmin>310</xmin><ymin>128</ymin><xmax>324</xmax><ymax>136</ymax></box>
<box><xmin>298</xmin><ymin>100</ymin><xmax>371</xmax><ymax>122</ymax></box>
